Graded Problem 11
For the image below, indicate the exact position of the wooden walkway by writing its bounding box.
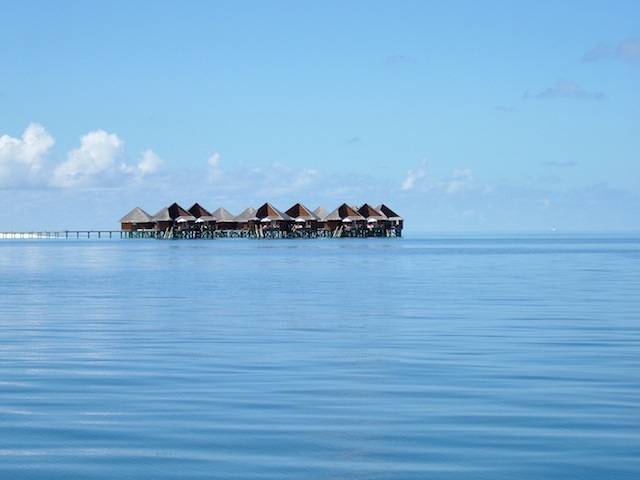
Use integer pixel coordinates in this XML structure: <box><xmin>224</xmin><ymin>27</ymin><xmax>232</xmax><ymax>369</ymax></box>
<box><xmin>0</xmin><ymin>227</ymin><xmax>402</xmax><ymax>240</ymax></box>
<box><xmin>0</xmin><ymin>230</ymin><xmax>125</xmax><ymax>239</ymax></box>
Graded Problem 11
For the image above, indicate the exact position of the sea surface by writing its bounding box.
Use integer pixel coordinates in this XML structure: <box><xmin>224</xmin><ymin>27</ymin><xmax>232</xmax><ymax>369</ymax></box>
<box><xmin>0</xmin><ymin>234</ymin><xmax>638</xmax><ymax>479</ymax></box>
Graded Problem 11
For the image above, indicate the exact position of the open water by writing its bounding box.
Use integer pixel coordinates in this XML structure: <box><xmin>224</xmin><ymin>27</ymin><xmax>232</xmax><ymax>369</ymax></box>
<box><xmin>0</xmin><ymin>234</ymin><xmax>639</xmax><ymax>479</ymax></box>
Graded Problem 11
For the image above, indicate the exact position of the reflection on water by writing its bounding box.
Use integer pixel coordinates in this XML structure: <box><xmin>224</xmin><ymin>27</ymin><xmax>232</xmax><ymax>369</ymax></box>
<box><xmin>1</xmin><ymin>235</ymin><xmax>639</xmax><ymax>479</ymax></box>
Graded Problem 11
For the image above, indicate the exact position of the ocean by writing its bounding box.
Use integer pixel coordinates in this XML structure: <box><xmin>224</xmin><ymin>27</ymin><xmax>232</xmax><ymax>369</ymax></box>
<box><xmin>1</xmin><ymin>234</ymin><xmax>638</xmax><ymax>479</ymax></box>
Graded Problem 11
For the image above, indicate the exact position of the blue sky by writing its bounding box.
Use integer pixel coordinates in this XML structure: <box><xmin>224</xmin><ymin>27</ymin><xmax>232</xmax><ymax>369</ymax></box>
<box><xmin>1</xmin><ymin>0</ymin><xmax>639</xmax><ymax>232</ymax></box>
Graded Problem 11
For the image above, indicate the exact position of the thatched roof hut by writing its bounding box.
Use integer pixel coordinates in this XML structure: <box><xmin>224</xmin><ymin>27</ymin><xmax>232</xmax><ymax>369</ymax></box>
<box><xmin>120</xmin><ymin>201</ymin><xmax>402</xmax><ymax>236</ymax></box>
<box><xmin>151</xmin><ymin>207</ymin><xmax>170</xmax><ymax>222</ymax></box>
<box><xmin>119</xmin><ymin>207</ymin><xmax>154</xmax><ymax>231</ymax></box>
<box><xmin>235</xmin><ymin>207</ymin><xmax>258</xmax><ymax>230</ymax></box>
<box><xmin>284</xmin><ymin>203</ymin><xmax>320</xmax><ymax>228</ymax></box>
<box><xmin>151</xmin><ymin>207</ymin><xmax>172</xmax><ymax>230</ymax></box>
<box><xmin>188</xmin><ymin>203</ymin><xmax>216</xmax><ymax>224</ymax></box>
<box><xmin>376</xmin><ymin>204</ymin><xmax>403</xmax><ymax>229</ymax></box>
<box><xmin>212</xmin><ymin>207</ymin><xmax>236</xmax><ymax>222</ymax></box>
<box><xmin>325</xmin><ymin>203</ymin><xmax>365</xmax><ymax>230</ymax></box>
<box><xmin>256</xmin><ymin>203</ymin><xmax>292</xmax><ymax>221</ymax></box>
<box><xmin>235</xmin><ymin>206</ymin><xmax>257</xmax><ymax>221</ymax></box>
<box><xmin>151</xmin><ymin>203</ymin><xmax>196</xmax><ymax>230</ymax></box>
<box><xmin>326</xmin><ymin>203</ymin><xmax>364</xmax><ymax>221</ymax></box>
<box><xmin>255</xmin><ymin>203</ymin><xmax>293</xmax><ymax>230</ymax></box>
<box><xmin>313</xmin><ymin>206</ymin><xmax>329</xmax><ymax>221</ymax></box>
<box><xmin>358</xmin><ymin>203</ymin><xmax>386</xmax><ymax>226</ymax></box>
<box><xmin>211</xmin><ymin>207</ymin><xmax>237</xmax><ymax>230</ymax></box>
<box><xmin>285</xmin><ymin>203</ymin><xmax>320</xmax><ymax>228</ymax></box>
<box><xmin>168</xmin><ymin>203</ymin><xmax>196</xmax><ymax>224</ymax></box>
<box><xmin>285</xmin><ymin>202</ymin><xmax>317</xmax><ymax>220</ymax></box>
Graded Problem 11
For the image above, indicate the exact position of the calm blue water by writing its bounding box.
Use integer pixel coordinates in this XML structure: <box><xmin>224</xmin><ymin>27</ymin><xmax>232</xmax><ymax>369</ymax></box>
<box><xmin>1</xmin><ymin>235</ymin><xmax>639</xmax><ymax>479</ymax></box>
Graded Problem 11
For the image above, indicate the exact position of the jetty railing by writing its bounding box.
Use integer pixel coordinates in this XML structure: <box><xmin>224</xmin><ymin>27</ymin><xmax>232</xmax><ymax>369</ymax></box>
<box><xmin>0</xmin><ymin>227</ymin><xmax>402</xmax><ymax>240</ymax></box>
<box><xmin>0</xmin><ymin>230</ymin><xmax>125</xmax><ymax>239</ymax></box>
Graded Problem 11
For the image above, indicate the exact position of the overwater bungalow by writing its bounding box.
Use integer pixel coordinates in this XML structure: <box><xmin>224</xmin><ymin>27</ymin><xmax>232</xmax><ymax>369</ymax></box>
<box><xmin>151</xmin><ymin>207</ymin><xmax>172</xmax><ymax>231</ymax></box>
<box><xmin>188</xmin><ymin>203</ymin><xmax>216</xmax><ymax>228</ymax></box>
<box><xmin>255</xmin><ymin>203</ymin><xmax>293</xmax><ymax>237</ymax></box>
<box><xmin>119</xmin><ymin>207</ymin><xmax>154</xmax><ymax>231</ymax></box>
<box><xmin>312</xmin><ymin>206</ymin><xmax>330</xmax><ymax>231</ymax></box>
<box><xmin>325</xmin><ymin>203</ymin><xmax>366</xmax><ymax>233</ymax></box>
<box><xmin>355</xmin><ymin>204</ymin><xmax>388</xmax><ymax>237</ymax></box>
<box><xmin>168</xmin><ymin>203</ymin><xmax>196</xmax><ymax>227</ymax></box>
<box><xmin>150</xmin><ymin>203</ymin><xmax>196</xmax><ymax>234</ymax></box>
<box><xmin>376</xmin><ymin>204</ymin><xmax>404</xmax><ymax>231</ymax></box>
<box><xmin>234</xmin><ymin>207</ymin><xmax>258</xmax><ymax>232</ymax></box>
<box><xmin>211</xmin><ymin>207</ymin><xmax>237</xmax><ymax>230</ymax></box>
<box><xmin>313</xmin><ymin>206</ymin><xmax>329</xmax><ymax>221</ymax></box>
<box><xmin>358</xmin><ymin>203</ymin><xmax>386</xmax><ymax>226</ymax></box>
<box><xmin>119</xmin><ymin>201</ymin><xmax>402</xmax><ymax>239</ymax></box>
<box><xmin>285</xmin><ymin>203</ymin><xmax>321</xmax><ymax>230</ymax></box>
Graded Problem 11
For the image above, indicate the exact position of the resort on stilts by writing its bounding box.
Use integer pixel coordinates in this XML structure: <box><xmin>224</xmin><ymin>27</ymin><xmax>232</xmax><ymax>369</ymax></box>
<box><xmin>119</xmin><ymin>202</ymin><xmax>403</xmax><ymax>239</ymax></box>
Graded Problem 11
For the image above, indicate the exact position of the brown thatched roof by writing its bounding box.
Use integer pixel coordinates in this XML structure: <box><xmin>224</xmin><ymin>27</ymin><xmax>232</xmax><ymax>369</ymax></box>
<box><xmin>119</xmin><ymin>207</ymin><xmax>153</xmax><ymax>224</ymax></box>
<box><xmin>234</xmin><ymin>207</ymin><xmax>258</xmax><ymax>222</ymax></box>
<box><xmin>211</xmin><ymin>207</ymin><xmax>236</xmax><ymax>222</ymax></box>
<box><xmin>325</xmin><ymin>203</ymin><xmax>365</xmax><ymax>221</ymax></box>
<box><xmin>151</xmin><ymin>207</ymin><xmax>171</xmax><ymax>222</ymax></box>
<box><xmin>188</xmin><ymin>203</ymin><xmax>215</xmax><ymax>222</ymax></box>
<box><xmin>123</xmin><ymin>202</ymin><xmax>400</xmax><ymax>228</ymax></box>
<box><xmin>358</xmin><ymin>203</ymin><xmax>386</xmax><ymax>221</ymax></box>
<box><xmin>376</xmin><ymin>204</ymin><xmax>403</xmax><ymax>221</ymax></box>
<box><xmin>313</xmin><ymin>206</ymin><xmax>329</xmax><ymax>221</ymax></box>
<box><xmin>168</xmin><ymin>203</ymin><xmax>196</xmax><ymax>222</ymax></box>
<box><xmin>285</xmin><ymin>203</ymin><xmax>319</xmax><ymax>221</ymax></box>
<box><xmin>256</xmin><ymin>203</ymin><xmax>292</xmax><ymax>221</ymax></box>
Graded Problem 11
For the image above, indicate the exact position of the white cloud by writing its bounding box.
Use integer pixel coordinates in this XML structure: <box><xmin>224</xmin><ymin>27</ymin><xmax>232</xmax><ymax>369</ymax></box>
<box><xmin>401</xmin><ymin>169</ymin><xmax>426</xmax><ymax>191</ymax></box>
<box><xmin>446</xmin><ymin>169</ymin><xmax>476</xmax><ymax>194</ymax></box>
<box><xmin>51</xmin><ymin>130</ymin><xmax>124</xmax><ymax>187</ymax></box>
<box><xmin>0</xmin><ymin>123</ymin><xmax>54</xmax><ymax>187</ymax></box>
<box><xmin>2</xmin><ymin>124</ymin><xmax>167</xmax><ymax>190</ymax></box>
<box><xmin>136</xmin><ymin>149</ymin><xmax>165</xmax><ymax>176</ymax></box>
<box><xmin>400</xmin><ymin>160</ymin><xmax>484</xmax><ymax>195</ymax></box>
<box><xmin>208</xmin><ymin>152</ymin><xmax>221</xmax><ymax>168</ymax></box>
<box><xmin>401</xmin><ymin>159</ymin><xmax>427</xmax><ymax>191</ymax></box>
<box><xmin>220</xmin><ymin>161</ymin><xmax>321</xmax><ymax>198</ymax></box>
<box><xmin>207</xmin><ymin>152</ymin><xmax>224</xmax><ymax>181</ymax></box>
<box><xmin>290</xmin><ymin>167</ymin><xmax>320</xmax><ymax>189</ymax></box>
<box><xmin>50</xmin><ymin>130</ymin><xmax>164</xmax><ymax>187</ymax></box>
<box><xmin>203</xmin><ymin>153</ymin><xmax>324</xmax><ymax>199</ymax></box>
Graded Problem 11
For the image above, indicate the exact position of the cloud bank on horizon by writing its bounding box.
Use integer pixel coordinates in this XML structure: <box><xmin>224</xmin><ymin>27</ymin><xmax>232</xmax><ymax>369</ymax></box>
<box><xmin>1</xmin><ymin>120</ymin><xmax>637</xmax><ymax>234</ymax></box>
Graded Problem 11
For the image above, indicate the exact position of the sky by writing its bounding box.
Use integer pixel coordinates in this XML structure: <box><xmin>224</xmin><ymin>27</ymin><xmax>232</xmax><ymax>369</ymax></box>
<box><xmin>1</xmin><ymin>0</ymin><xmax>639</xmax><ymax>233</ymax></box>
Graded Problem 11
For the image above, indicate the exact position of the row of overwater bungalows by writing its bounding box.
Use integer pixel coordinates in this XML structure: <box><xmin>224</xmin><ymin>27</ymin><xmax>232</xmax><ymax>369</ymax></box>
<box><xmin>119</xmin><ymin>202</ymin><xmax>403</xmax><ymax>238</ymax></box>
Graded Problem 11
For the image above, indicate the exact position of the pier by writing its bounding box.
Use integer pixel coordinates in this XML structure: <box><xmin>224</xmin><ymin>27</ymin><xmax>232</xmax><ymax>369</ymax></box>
<box><xmin>0</xmin><ymin>230</ymin><xmax>125</xmax><ymax>239</ymax></box>
<box><xmin>0</xmin><ymin>226</ymin><xmax>401</xmax><ymax>240</ymax></box>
